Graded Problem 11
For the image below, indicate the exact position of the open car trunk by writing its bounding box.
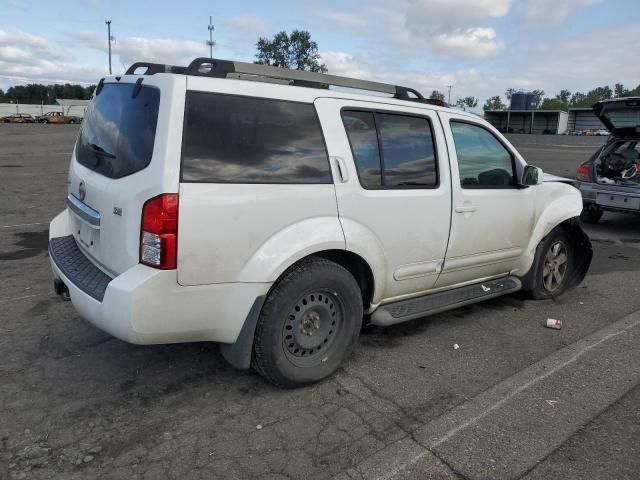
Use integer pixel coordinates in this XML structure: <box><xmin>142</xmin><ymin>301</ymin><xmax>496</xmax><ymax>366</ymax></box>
<box><xmin>592</xmin><ymin>98</ymin><xmax>640</xmax><ymax>187</ymax></box>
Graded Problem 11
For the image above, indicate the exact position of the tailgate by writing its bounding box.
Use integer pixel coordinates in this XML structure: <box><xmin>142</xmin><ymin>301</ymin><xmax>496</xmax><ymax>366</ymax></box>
<box><xmin>65</xmin><ymin>75</ymin><xmax>185</xmax><ymax>276</ymax></box>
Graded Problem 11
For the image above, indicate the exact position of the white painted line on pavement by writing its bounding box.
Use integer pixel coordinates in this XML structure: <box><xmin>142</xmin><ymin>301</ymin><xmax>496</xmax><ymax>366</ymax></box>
<box><xmin>372</xmin><ymin>312</ymin><xmax>640</xmax><ymax>480</ymax></box>
<box><xmin>2</xmin><ymin>222</ymin><xmax>43</xmax><ymax>229</ymax></box>
<box><xmin>0</xmin><ymin>293</ymin><xmax>43</xmax><ymax>304</ymax></box>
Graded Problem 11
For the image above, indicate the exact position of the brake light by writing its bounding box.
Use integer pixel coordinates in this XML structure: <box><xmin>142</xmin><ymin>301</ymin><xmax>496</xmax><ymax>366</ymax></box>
<box><xmin>140</xmin><ymin>194</ymin><xmax>178</xmax><ymax>269</ymax></box>
<box><xmin>576</xmin><ymin>164</ymin><xmax>592</xmax><ymax>183</ymax></box>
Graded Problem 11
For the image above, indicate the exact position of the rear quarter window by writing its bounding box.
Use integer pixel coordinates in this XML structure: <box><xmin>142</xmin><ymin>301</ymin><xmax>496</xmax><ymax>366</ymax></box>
<box><xmin>181</xmin><ymin>92</ymin><xmax>332</xmax><ymax>184</ymax></box>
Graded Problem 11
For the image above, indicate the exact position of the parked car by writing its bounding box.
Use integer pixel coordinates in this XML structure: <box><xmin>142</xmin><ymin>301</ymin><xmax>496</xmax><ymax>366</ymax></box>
<box><xmin>594</xmin><ymin>128</ymin><xmax>610</xmax><ymax>136</ymax></box>
<box><xmin>576</xmin><ymin>97</ymin><xmax>640</xmax><ymax>222</ymax></box>
<box><xmin>48</xmin><ymin>58</ymin><xmax>592</xmax><ymax>387</ymax></box>
<box><xmin>2</xmin><ymin>113</ymin><xmax>35</xmax><ymax>123</ymax></box>
<box><xmin>36</xmin><ymin>111</ymin><xmax>81</xmax><ymax>124</ymax></box>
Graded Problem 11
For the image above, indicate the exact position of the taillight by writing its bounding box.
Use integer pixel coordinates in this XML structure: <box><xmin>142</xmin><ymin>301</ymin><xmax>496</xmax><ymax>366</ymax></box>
<box><xmin>576</xmin><ymin>164</ymin><xmax>592</xmax><ymax>183</ymax></box>
<box><xmin>140</xmin><ymin>194</ymin><xmax>178</xmax><ymax>269</ymax></box>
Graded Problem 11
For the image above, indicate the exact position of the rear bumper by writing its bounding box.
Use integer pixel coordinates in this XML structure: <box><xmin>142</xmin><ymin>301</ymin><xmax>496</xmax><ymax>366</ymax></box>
<box><xmin>578</xmin><ymin>182</ymin><xmax>640</xmax><ymax>213</ymax></box>
<box><xmin>49</xmin><ymin>209</ymin><xmax>270</xmax><ymax>345</ymax></box>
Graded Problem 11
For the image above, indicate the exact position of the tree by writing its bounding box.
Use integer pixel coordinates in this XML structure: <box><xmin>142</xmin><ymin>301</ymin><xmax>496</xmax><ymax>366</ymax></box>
<box><xmin>429</xmin><ymin>90</ymin><xmax>445</xmax><ymax>101</ymax></box>
<box><xmin>627</xmin><ymin>84</ymin><xmax>640</xmax><ymax>96</ymax></box>
<box><xmin>255</xmin><ymin>30</ymin><xmax>327</xmax><ymax>72</ymax></box>
<box><xmin>530</xmin><ymin>89</ymin><xmax>545</xmax><ymax>108</ymax></box>
<box><xmin>505</xmin><ymin>88</ymin><xmax>516</xmax><ymax>101</ymax></box>
<box><xmin>556</xmin><ymin>89</ymin><xmax>571</xmax><ymax>104</ymax></box>
<box><xmin>483</xmin><ymin>95</ymin><xmax>506</xmax><ymax>111</ymax></box>
<box><xmin>539</xmin><ymin>98</ymin><xmax>567</xmax><ymax>110</ymax></box>
<box><xmin>614</xmin><ymin>83</ymin><xmax>626</xmax><ymax>98</ymax></box>
<box><xmin>456</xmin><ymin>96</ymin><xmax>479</xmax><ymax>111</ymax></box>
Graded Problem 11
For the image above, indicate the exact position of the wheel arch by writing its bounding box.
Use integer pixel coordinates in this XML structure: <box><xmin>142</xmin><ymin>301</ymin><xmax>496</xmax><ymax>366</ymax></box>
<box><xmin>520</xmin><ymin>217</ymin><xmax>592</xmax><ymax>291</ymax></box>
<box><xmin>220</xmin><ymin>248</ymin><xmax>376</xmax><ymax>371</ymax></box>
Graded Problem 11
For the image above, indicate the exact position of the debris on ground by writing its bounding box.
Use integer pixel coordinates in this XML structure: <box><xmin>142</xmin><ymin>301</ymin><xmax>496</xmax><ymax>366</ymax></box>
<box><xmin>545</xmin><ymin>318</ymin><xmax>562</xmax><ymax>330</ymax></box>
<box><xmin>453</xmin><ymin>343</ymin><xmax>460</xmax><ymax>350</ymax></box>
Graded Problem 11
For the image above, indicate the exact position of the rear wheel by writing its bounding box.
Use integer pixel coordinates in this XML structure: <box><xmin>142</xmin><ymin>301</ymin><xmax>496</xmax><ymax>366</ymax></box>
<box><xmin>252</xmin><ymin>257</ymin><xmax>363</xmax><ymax>388</ymax></box>
<box><xmin>69</xmin><ymin>119</ymin><xmax>75</xmax><ymax>124</ymax></box>
<box><xmin>530</xmin><ymin>228</ymin><xmax>573</xmax><ymax>299</ymax></box>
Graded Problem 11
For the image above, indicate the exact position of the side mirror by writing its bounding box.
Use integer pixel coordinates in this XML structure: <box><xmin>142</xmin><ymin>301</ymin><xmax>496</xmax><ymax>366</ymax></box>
<box><xmin>521</xmin><ymin>165</ymin><xmax>543</xmax><ymax>186</ymax></box>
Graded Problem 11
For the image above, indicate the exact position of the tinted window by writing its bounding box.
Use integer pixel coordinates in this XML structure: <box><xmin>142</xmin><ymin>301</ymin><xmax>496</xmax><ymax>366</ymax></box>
<box><xmin>76</xmin><ymin>83</ymin><xmax>160</xmax><ymax>179</ymax></box>
<box><xmin>450</xmin><ymin>122</ymin><xmax>515</xmax><ymax>188</ymax></box>
<box><xmin>181</xmin><ymin>93</ymin><xmax>331</xmax><ymax>183</ymax></box>
<box><xmin>342</xmin><ymin>111</ymin><xmax>382</xmax><ymax>187</ymax></box>
<box><xmin>342</xmin><ymin>110</ymin><xmax>437</xmax><ymax>188</ymax></box>
<box><xmin>377</xmin><ymin>113</ymin><xmax>437</xmax><ymax>187</ymax></box>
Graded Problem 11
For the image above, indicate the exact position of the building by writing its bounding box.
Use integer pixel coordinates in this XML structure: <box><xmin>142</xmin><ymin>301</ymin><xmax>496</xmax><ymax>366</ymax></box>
<box><xmin>484</xmin><ymin>110</ymin><xmax>569</xmax><ymax>135</ymax></box>
<box><xmin>567</xmin><ymin>107</ymin><xmax>606</xmax><ymax>134</ymax></box>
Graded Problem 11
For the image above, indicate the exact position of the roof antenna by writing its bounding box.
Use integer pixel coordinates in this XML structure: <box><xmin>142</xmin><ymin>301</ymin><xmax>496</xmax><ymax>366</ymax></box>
<box><xmin>207</xmin><ymin>16</ymin><xmax>215</xmax><ymax>59</ymax></box>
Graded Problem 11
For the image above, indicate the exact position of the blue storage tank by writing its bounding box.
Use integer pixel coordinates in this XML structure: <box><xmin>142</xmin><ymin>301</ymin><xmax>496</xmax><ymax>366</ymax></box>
<box><xmin>510</xmin><ymin>92</ymin><xmax>536</xmax><ymax>110</ymax></box>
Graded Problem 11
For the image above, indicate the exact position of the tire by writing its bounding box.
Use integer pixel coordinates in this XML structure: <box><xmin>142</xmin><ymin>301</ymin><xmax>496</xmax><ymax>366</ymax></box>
<box><xmin>530</xmin><ymin>228</ymin><xmax>574</xmax><ymax>300</ymax></box>
<box><xmin>252</xmin><ymin>257</ymin><xmax>363</xmax><ymax>388</ymax></box>
<box><xmin>42</xmin><ymin>119</ymin><xmax>48</xmax><ymax>124</ymax></box>
<box><xmin>580</xmin><ymin>204</ymin><xmax>603</xmax><ymax>223</ymax></box>
<box><xmin>69</xmin><ymin>120</ymin><xmax>75</xmax><ymax>124</ymax></box>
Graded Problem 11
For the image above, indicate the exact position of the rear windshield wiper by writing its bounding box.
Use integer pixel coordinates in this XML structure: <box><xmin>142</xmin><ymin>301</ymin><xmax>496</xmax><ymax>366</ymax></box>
<box><xmin>86</xmin><ymin>142</ymin><xmax>116</xmax><ymax>159</ymax></box>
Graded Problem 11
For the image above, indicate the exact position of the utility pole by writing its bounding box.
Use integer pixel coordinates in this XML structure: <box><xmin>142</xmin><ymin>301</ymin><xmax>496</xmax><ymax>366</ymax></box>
<box><xmin>105</xmin><ymin>20</ymin><xmax>112</xmax><ymax>74</ymax></box>
<box><xmin>207</xmin><ymin>16</ymin><xmax>215</xmax><ymax>59</ymax></box>
<box><xmin>447</xmin><ymin>85</ymin><xmax>452</xmax><ymax>105</ymax></box>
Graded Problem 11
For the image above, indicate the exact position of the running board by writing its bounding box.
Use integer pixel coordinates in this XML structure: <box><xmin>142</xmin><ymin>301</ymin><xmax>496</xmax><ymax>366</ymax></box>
<box><xmin>370</xmin><ymin>276</ymin><xmax>522</xmax><ymax>326</ymax></box>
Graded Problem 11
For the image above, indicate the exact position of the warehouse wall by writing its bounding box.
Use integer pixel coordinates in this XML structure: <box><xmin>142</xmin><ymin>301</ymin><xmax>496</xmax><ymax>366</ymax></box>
<box><xmin>568</xmin><ymin>110</ymin><xmax>606</xmax><ymax>132</ymax></box>
<box><xmin>0</xmin><ymin>104</ymin><xmax>87</xmax><ymax>117</ymax></box>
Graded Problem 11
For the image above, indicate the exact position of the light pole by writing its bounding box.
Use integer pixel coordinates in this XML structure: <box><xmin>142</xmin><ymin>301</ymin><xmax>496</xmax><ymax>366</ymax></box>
<box><xmin>106</xmin><ymin>20</ymin><xmax>112</xmax><ymax>74</ymax></box>
<box><xmin>207</xmin><ymin>16</ymin><xmax>215</xmax><ymax>59</ymax></box>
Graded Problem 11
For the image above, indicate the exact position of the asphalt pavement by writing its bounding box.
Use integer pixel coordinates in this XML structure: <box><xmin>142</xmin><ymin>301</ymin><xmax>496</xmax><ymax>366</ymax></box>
<box><xmin>0</xmin><ymin>125</ymin><xmax>638</xmax><ymax>480</ymax></box>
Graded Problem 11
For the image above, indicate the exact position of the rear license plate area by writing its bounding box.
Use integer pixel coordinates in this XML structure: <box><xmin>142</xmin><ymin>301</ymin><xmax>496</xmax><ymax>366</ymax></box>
<box><xmin>596</xmin><ymin>193</ymin><xmax>640</xmax><ymax>210</ymax></box>
<box><xmin>71</xmin><ymin>214</ymin><xmax>100</xmax><ymax>250</ymax></box>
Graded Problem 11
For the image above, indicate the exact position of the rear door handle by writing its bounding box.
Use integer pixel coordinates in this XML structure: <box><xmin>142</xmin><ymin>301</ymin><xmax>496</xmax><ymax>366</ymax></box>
<box><xmin>455</xmin><ymin>206</ymin><xmax>476</xmax><ymax>213</ymax></box>
<box><xmin>331</xmin><ymin>156</ymin><xmax>349</xmax><ymax>183</ymax></box>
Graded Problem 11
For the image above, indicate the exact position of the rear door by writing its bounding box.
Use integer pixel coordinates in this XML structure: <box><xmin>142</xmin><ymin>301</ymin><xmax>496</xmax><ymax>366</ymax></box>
<box><xmin>436</xmin><ymin>112</ymin><xmax>536</xmax><ymax>287</ymax></box>
<box><xmin>177</xmin><ymin>84</ymin><xmax>342</xmax><ymax>286</ymax></box>
<box><xmin>67</xmin><ymin>74</ymin><xmax>185</xmax><ymax>276</ymax></box>
<box><xmin>315</xmin><ymin>98</ymin><xmax>451</xmax><ymax>300</ymax></box>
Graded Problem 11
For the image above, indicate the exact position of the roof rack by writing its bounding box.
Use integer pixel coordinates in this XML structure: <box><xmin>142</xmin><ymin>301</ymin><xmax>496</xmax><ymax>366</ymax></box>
<box><xmin>124</xmin><ymin>57</ymin><xmax>443</xmax><ymax>106</ymax></box>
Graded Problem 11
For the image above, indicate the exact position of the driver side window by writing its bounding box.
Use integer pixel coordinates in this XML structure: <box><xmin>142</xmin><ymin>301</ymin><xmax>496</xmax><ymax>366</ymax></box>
<box><xmin>450</xmin><ymin>121</ymin><xmax>516</xmax><ymax>188</ymax></box>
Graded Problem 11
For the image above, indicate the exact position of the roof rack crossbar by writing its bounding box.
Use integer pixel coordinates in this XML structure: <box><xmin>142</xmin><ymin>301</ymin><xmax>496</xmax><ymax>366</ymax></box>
<box><xmin>187</xmin><ymin>57</ymin><xmax>416</xmax><ymax>98</ymax></box>
<box><xmin>125</xmin><ymin>62</ymin><xmax>186</xmax><ymax>76</ymax></box>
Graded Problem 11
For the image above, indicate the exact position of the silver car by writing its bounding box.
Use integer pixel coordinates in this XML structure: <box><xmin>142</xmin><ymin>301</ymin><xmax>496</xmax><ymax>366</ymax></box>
<box><xmin>576</xmin><ymin>97</ymin><xmax>640</xmax><ymax>222</ymax></box>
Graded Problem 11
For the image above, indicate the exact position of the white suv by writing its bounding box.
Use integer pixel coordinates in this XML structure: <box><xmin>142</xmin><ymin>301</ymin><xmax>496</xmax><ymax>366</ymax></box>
<box><xmin>49</xmin><ymin>58</ymin><xmax>592</xmax><ymax>387</ymax></box>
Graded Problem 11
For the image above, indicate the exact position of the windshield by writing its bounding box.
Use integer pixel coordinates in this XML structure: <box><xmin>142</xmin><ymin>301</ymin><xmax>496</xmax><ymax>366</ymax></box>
<box><xmin>76</xmin><ymin>82</ymin><xmax>160</xmax><ymax>179</ymax></box>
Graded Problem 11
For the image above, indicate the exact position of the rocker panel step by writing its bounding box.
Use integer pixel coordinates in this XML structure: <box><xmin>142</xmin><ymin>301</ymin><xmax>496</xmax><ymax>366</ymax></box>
<box><xmin>370</xmin><ymin>276</ymin><xmax>522</xmax><ymax>326</ymax></box>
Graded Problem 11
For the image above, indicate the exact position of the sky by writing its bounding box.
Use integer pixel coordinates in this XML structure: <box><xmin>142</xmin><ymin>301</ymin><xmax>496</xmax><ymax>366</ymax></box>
<box><xmin>1</xmin><ymin>0</ymin><xmax>639</xmax><ymax>109</ymax></box>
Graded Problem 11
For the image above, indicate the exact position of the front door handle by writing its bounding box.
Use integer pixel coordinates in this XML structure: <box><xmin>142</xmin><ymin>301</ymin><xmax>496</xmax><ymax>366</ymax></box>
<box><xmin>455</xmin><ymin>206</ymin><xmax>477</xmax><ymax>213</ymax></box>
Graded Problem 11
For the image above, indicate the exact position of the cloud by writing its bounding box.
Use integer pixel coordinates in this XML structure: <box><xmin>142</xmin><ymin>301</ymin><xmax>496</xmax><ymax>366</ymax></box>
<box><xmin>432</xmin><ymin>27</ymin><xmax>504</xmax><ymax>57</ymax></box>
<box><xmin>312</xmin><ymin>0</ymin><xmax>513</xmax><ymax>59</ymax></box>
<box><xmin>217</xmin><ymin>14</ymin><xmax>269</xmax><ymax>57</ymax></box>
<box><xmin>71</xmin><ymin>31</ymin><xmax>205</xmax><ymax>66</ymax></box>
<box><xmin>517</xmin><ymin>0</ymin><xmax>603</xmax><ymax>24</ymax></box>
<box><xmin>405</xmin><ymin>0</ymin><xmax>512</xmax><ymax>27</ymax></box>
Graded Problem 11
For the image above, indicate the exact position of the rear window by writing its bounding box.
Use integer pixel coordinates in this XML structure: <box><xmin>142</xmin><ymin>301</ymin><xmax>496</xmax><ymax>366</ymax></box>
<box><xmin>181</xmin><ymin>92</ymin><xmax>331</xmax><ymax>184</ymax></box>
<box><xmin>76</xmin><ymin>83</ymin><xmax>160</xmax><ymax>179</ymax></box>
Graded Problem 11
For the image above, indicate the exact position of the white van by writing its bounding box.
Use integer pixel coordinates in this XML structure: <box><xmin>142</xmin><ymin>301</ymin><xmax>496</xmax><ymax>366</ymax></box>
<box><xmin>49</xmin><ymin>58</ymin><xmax>592</xmax><ymax>387</ymax></box>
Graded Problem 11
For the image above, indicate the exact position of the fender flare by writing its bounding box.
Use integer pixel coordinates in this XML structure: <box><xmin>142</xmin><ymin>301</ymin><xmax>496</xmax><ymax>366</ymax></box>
<box><xmin>520</xmin><ymin>217</ymin><xmax>592</xmax><ymax>291</ymax></box>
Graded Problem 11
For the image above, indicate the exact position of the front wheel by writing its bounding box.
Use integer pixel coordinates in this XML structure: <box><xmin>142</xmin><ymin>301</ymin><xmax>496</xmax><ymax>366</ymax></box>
<box><xmin>530</xmin><ymin>228</ymin><xmax>574</xmax><ymax>299</ymax></box>
<box><xmin>252</xmin><ymin>257</ymin><xmax>363</xmax><ymax>388</ymax></box>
